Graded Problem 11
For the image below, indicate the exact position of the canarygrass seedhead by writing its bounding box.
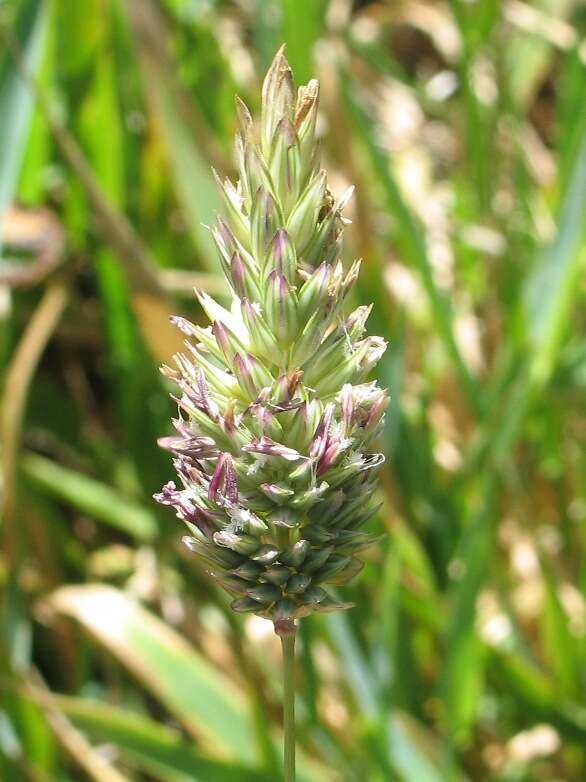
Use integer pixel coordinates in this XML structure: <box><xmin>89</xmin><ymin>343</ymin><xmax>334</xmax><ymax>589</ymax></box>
<box><xmin>155</xmin><ymin>46</ymin><xmax>388</xmax><ymax>624</ymax></box>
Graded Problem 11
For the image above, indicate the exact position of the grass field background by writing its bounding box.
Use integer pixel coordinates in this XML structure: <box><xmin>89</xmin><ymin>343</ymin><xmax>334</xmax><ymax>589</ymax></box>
<box><xmin>1</xmin><ymin>0</ymin><xmax>586</xmax><ymax>779</ymax></box>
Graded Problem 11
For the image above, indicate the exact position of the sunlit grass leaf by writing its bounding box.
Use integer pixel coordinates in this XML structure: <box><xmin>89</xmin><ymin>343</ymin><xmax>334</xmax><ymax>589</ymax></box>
<box><xmin>46</xmin><ymin>585</ymin><xmax>258</xmax><ymax>764</ymax></box>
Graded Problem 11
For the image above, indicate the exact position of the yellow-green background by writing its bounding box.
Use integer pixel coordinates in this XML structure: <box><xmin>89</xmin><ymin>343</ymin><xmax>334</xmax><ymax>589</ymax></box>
<box><xmin>1</xmin><ymin>0</ymin><xmax>586</xmax><ymax>780</ymax></box>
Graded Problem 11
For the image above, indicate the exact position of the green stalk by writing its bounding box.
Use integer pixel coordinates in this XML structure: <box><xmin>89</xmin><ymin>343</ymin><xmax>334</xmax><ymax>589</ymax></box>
<box><xmin>278</xmin><ymin>624</ymin><xmax>297</xmax><ymax>781</ymax></box>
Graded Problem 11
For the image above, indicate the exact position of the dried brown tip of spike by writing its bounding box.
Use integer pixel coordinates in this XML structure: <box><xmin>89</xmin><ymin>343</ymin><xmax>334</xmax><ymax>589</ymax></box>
<box><xmin>295</xmin><ymin>79</ymin><xmax>319</xmax><ymax>127</ymax></box>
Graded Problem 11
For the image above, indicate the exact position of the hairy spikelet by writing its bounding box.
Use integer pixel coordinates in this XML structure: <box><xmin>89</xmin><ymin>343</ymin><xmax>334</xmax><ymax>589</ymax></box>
<box><xmin>155</xmin><ymin>47</ymin><xmax>389</xmax><ymax>622</ymax></box>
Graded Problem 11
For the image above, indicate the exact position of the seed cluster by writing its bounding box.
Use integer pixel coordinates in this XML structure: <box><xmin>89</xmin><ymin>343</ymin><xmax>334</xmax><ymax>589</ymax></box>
<box><xmin>155</xmin><ymin>47</ymin><xmax>388</xmax><ymax>622</ymax></box>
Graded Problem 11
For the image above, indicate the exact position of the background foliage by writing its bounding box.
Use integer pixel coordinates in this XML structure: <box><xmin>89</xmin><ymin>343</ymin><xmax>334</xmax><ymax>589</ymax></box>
<box><xmin>1</xmin><ymin>0</ymin><xmax>586</xmax><ymax>779</ymax></box>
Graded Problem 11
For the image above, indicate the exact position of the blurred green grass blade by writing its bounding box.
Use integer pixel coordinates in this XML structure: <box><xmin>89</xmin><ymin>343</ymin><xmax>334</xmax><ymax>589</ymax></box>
<box><xmin>556</xmin><ymin>50</ymin><xmax>586</xmax><ymax>195</ymax></box>
<box><xmin>325</xmin><ymin>604</ymin><xmax>462</xmax><ymax>781</ymax></box>
<box><xmin>125</xmin><ymin>0</ymin><xmax>222</xmax><ymax>272</ymax></box>
<box><xmin>446</xmin><ymin>0</ymin><xmax>498</xmax><ymax>213</ymax></box>
<box><xmin>381</xmin><ymin>320</ymin><xmax>406</xmax><ymax>457</ymax></box>
<box><xmin>387</xmin><ymin>712</ymin><xmax>452</xmax><ymax>782</ymax></box>
<box><xmin>299</xmin><ymin>617</ymin><xmax>319</xmax><ymax>725</ymax></box>
<box><xmin>0</xmin><ymin>748</ymin><xmax>28</xmax><ymax>782</ymax></box>
<box><xmin>251</xmin><ymin>1</ymin><xmax>279</xmax><ymax>72</ymax></box>
<box><xmin>493</xmin><ymin>650</ymin><xmax>586</xmax><ymax>745</ymax></box>
<box><xmin>539</xmin><ymin>555</ymin><xmax>579</xmax><ymax>696</ymax></box>
<box><xmin>17</xmin><ymin>0</ymin><xmax>54</xmax><ymax>206</ymax></box>
<box><xmin>53</xmin><ymin>696</ymin><xmax>272</xmax><ymax>782</ymax></box>
<box><xmin>394</xmin><ymin>522</ymin><xmax>439</xmax><ymax>600</ymax></box>
<box><xmin>47</xmin><ymin>585</ymin><xmax>258</xmax><ymax>764</ymax></box>
<box><xmin>341</xmin><ymin>74</ymin><xmax>481</xmax><ymax>416</ymax></box>
<box><xmin>77</xmin><ymin>26</ymin><xmax>169</xmax><ymax>492</ymax></box>
<box><xmin>0</xmin><ymin>654</ymin><xmax>57</xmax><ymax>777</ymax></box>
<box><xmin>21</xmin><ymin>453</ymin><xmax>158</xmax><ymax>541</ymax></box>
<box><xmin>280</xmin><ymin>0</ymin><xmax>325</xmax><ymax>84</ymax></box>
<box><xmin>465</xmin><ymin>119</ymin><xmax>586</xmax><ymax>475</ymax></box>
<box><xmin>0</xmin><ymin>0</ymin><xmax>48</xmax><ymax>242</ymax></box>
<box><xmin>439</xmin><ymin>478</ymin><xmax>494</xmax><ymax>745</ymax></box>
<box><xmin>324</xmin><ymin>610</ymin><xmax>379</xmax><ymax>719</ymax></box>
<box><xmin>0</xmin><ymin>0</ymin><xmax>48</xmax><ymax>368</ymax></box>
<box><xmin>524</xmin><ymin>135</ymin><xmax>586</xmax><ymax>387</ymax></box>
<box><xmin>504</xmin><ymin>0</ymin><xmax>574</xmax><ymax>110</ymax></box>
<box><xmin>371</xmin><ymin>546</ymin><xmax>401</xmax><ymax>702</ymax></box>
<box><xmin>11</xmin><ymin>695</ymin><xmax>56</xmax><ymax>775</ymax></box>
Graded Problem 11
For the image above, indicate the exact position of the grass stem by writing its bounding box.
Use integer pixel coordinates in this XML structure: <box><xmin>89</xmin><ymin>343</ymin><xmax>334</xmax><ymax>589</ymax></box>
<box><xmin>279</xmin><ymin>626</ymin><xmax>296</xmax><ymax>781</ymax></box>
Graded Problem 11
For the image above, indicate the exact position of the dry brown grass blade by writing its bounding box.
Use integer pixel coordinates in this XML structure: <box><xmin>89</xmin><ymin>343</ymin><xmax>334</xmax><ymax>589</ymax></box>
<box><xmin>1</xmin><ymin>280</ymin><xmax>68</xmax><ymax>555</ymax></box>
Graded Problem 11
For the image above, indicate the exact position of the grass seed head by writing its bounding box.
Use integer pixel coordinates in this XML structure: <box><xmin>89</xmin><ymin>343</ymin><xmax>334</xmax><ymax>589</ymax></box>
<box><xmin>155</xmin><ymin>47</ymin><xmax>389</xmax><ymax>622</ymax></box>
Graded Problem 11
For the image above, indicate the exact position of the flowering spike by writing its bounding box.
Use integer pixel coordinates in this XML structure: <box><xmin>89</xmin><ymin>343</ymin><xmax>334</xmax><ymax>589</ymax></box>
<box><xmin>156</xmin><ymin>48</ymin><xmax>388</xmax><ymax>623</ymax></box>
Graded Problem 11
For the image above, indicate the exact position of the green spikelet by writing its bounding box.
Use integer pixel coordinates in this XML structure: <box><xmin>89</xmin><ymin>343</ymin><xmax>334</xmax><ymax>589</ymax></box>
<box><xmin>155</xmin><ymin>47</ymin><xmax>389</xmax><ymax>624</ymax></box>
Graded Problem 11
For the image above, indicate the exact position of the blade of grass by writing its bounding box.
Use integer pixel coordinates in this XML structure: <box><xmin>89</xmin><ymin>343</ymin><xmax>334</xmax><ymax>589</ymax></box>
<box><xmin>280</xmin><ymin>0</ymin><xmax>325</xmax><ymax>85</ymax></box>
<box><xmin>371</xmin><ymin>545</ymin><xmax>401</xmax><ymax>706</ymax></box>
<box><xmin>524</xmin><ymin>136</ymin><xmax>586</xmax><ymax>387</ymax></box>
<box><xmin>1</xmin><ymin>24</ymin><xmax>163</xmax><ymax>297</ymax></box>
<box><xmin>0</xmin><ymin>0</ymin><xmax>49</xmax><ymax>375</ymax></box>
<box><xmin>446</xmin><ymin>0</ymin><xmax>499</xmax><ymax>213</ymax></box>
<box><xmin>34</xmin><ymin>694</ymin><xmax>273</xmax><ymax>782</ymax></box>
<box><xmin>0</xmin><ymin>654</ymin><xmax>57</xmax><ymax>779</ymax></box>
<box><xmin>0</xmin><ymin>0</ymin><xmax>48</xmax><ymax>244</ymax></box>
<box><xmin>438</xmin><ymin>477</ymin><xmax>495</xmax><ymax>747</ymax></box>
<box><xmin>387</xmin><ymin>711</ymin><xmax>451</xmax><ymax>782</ymax></box>
<box><xmin>31</xmin><ymin>693</ymin><xmax>130</xmax><ymax>782</ymax></box>
<box><xmin>124</xmin><ymin>0</ymin><xmax>224</xmax><ymax>272</ymax></box>
<box><xmin>539</xmin><ymin>554</ymin><xmax>579</xmax><ymax>697</ymax></box>
<box><xmin>459</xmin><ymin>127</ymin><xmax>586</xmax><ymax>476</ymax></box>
<box><xmin>325</xmin><ymin>606</ymin><xmax>456</xmax><ymax>779</ymax></box>
<box><xmin>504</xmin><ymin>0</ymin><xmax>576</xmax><ymax>110</ymax></box>
<box><xmin>556</xmin><ymin>48</ymin><xmax>586</xmax><ymax>194</ymax></box>
<box><xmin>77</xmin><ymin>14</ymin><xmax>170</xmax><ymax>492</ymax></box>
<box><xmin>21</xmin><ymin>453</ymin><xmax>158</xmax><ymax>542</ymax></box>
<box><xmin>323</xmin><ymin>610</ymin><xmax>379</xmax><ymax>719</ymax></box>
<box><xmin>45</xmin><ymin>585</ymin><xmax>259</xmax><ymax>764</ymax></box>
<box><xmin>491</xmin><ymin>650</ymin><xmax>586</xmax><ymax>745</ymax></box>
